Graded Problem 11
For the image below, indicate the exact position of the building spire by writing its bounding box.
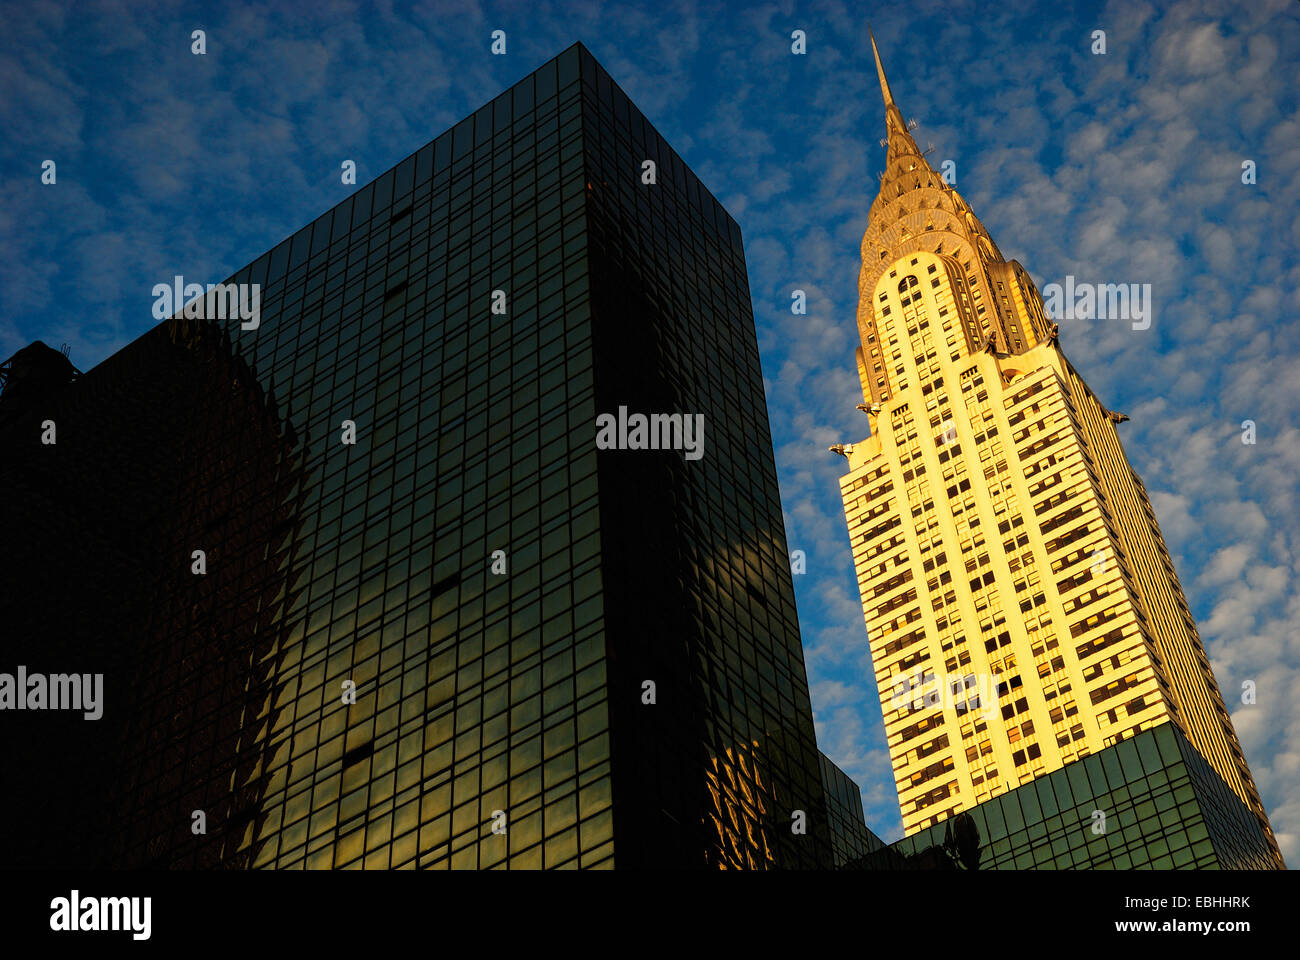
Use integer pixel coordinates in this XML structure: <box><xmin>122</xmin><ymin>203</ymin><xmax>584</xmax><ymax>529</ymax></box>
<box><xmin>868</xmin><ymin>26</ymin><xmax>894</xmax><ymax>111</ymax></box>
<box><xmin>867</xmin><ymin>27</ymin><xmax>923</xmax><ymax>165</ymax></box>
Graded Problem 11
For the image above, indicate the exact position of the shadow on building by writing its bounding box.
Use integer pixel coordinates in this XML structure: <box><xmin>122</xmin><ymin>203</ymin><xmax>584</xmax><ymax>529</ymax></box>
<box><xmin>0</xmin><ymin>320</ymin><xmax>309</xmax><ymax>867</ymax></box>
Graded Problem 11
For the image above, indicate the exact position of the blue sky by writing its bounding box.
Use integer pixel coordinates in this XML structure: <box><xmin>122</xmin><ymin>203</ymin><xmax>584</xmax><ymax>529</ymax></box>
<box><xmin>3</xmin><ymin>0</ymin><xmax>1298</xmax><ymax>861</ymax></box>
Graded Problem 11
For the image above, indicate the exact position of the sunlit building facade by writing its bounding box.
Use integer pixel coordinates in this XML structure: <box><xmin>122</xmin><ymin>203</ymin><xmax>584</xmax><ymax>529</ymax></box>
<box><xmin>0</xmin><ymin>43</ymin><xmax>832</xmax><ymax>869</ymax></box>
<box><xmin>834</xmin><ymin>35</ymin><xmax>1282</xmax><ymax>867</ymax></box>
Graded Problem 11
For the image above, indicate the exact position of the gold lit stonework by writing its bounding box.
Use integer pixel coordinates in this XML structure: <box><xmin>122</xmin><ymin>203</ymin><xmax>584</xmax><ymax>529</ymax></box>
<box><xmin>836</xmin><ymin>32</ymin><xmax>1282</xmax><ymax>865</ymax></box>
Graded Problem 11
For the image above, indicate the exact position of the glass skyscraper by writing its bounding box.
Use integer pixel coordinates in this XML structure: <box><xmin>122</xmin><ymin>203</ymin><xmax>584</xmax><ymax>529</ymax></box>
<box><xmin>0</xmin><ymin>42</ymin><xmax>835</xmax><ymax>870</ymax></box>
<box><xmin>819</xmin><ymin>750</ymin><xmax>886</xmax><ymax>866</ymax></box>
<box><xmin>855</xmin><ymin>724</ymin><xmax>1278</xmax><ymax>869</ymax></box>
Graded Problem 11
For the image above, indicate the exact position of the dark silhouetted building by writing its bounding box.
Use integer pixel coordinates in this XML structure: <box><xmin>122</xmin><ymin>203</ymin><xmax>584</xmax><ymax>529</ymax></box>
<box><xmin>0</xmin><ymin>43</ymin><xmax>833</xmax><ymax>869</ymax></box>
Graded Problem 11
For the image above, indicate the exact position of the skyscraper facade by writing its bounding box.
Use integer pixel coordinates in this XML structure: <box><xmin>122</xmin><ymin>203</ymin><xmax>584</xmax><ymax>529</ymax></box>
<box><xmin>819</xmin><ymin>750</ymin><xmax>886</xmax><ymax>866</ymax></box>
<box><xmin>835</xmin><ymin>35</ymin><xmax>1282</xmax><ymax>867</ymax></box>
<box><xmin>0</xmin><ymin>43</ymin><xmax>831</xmax><ymax>870</ymax></box>
<box><xmin>856</xmin><ymin>723</ymin><xmax>1281</xmax><ymax>870</ymax></box>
